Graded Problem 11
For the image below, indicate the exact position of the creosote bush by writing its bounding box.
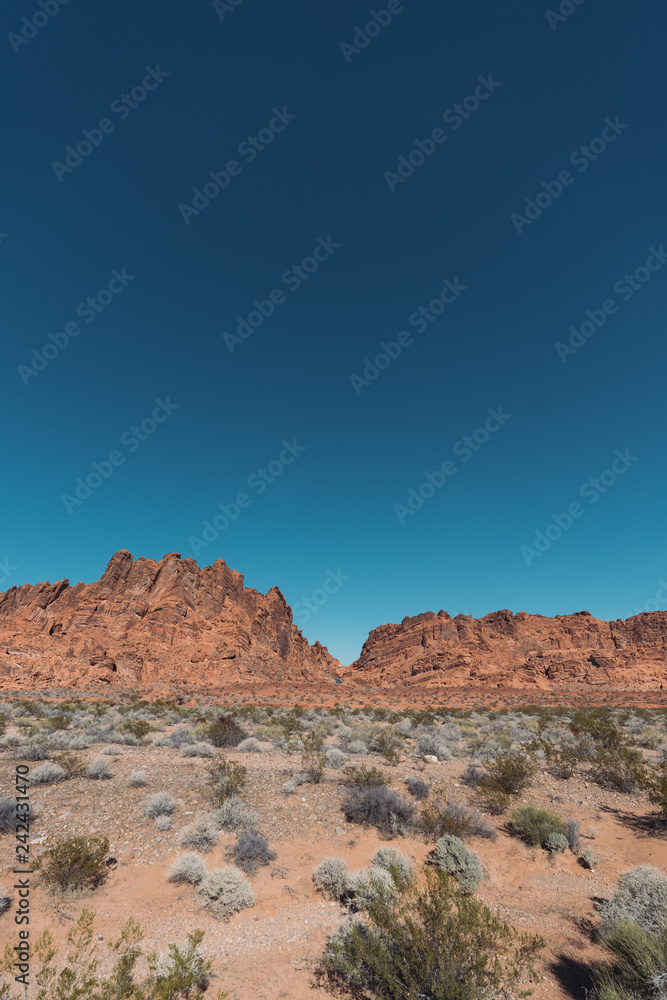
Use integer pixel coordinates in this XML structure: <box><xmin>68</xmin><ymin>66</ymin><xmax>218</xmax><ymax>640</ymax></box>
<box><xmin>143</xmin><ymin>792</ymin><xmax>176</xmax><ymax>818</ymax></box>
<box><xmin>199</xmin><ymin>866</ymin><xmax>255</xmax><ymax>920</ymax></box>
<box><xmin>592</xmin><ymin>919</ymin><xmax>667</xmax><ymax>1000</ymax></box>
<box><xmin>205</xmin><ymin>755</ymin><xmax>247</xmax><ymax>805</ymax></box>
<box><xmin>478</xmin><ymin>749</ymin><xmax>535</xmax><ymax>814</ymax></box>
<box><xmin>317</xmin><ymin>867</ymin><xmax>544</xmax><ymax>1000</ymax></box>
<box><xmin>342</xmin><ymin>785</ymin><xmax>415</xmax><ymax>838</ymax></box>
<box><xmin>420</xmin><ymin>797</ymin><xmax>496</xmax><ymax>842</ymax></box>
<box><xmin>342</xmin><ymin>764</ymin><xmax>389</xmax><ymax>789</ymax></box>
<box><xmin>34</xmin><ymin>835</ymin><xmax>110</xmax><ymax>893</ymax></box>
<box><xmin>300</xmin><ymin>730</ymin><xmax>327</xmax><ymax>782</ymax></box>
<box><xmin>204</xmin><ymin>714</ymin><xmax>247</xmax><ymax>749</ymax></box>
<box><xmin>427</xmin><ymin>835</ymin><xmax>483</xmax><ymax>894</ymax></box>
<box><xmin>168</xmin><ymin>853</ymin><xmax>207</xmax><ymax>886</ymax></box>
<box><xmin>508</xmin><ymin>805</ymin><xmax>565</xmax><ymax>849</ymax></box>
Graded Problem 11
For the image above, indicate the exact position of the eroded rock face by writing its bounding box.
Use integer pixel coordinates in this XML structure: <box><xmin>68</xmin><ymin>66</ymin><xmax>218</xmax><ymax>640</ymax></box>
<box><xmin>0</xmin><ymin>551</ymin><xmax>342</xmax><ymax>692</ymax></box>
<box><xmin>349</xmin><ymin>608</ymin><xmax>667</xmax><ymax>691</ymax></box>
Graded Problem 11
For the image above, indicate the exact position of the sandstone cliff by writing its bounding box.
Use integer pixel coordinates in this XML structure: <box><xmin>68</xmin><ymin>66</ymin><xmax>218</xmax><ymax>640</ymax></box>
<box><xmin>0</xmin><ymin>551</ymin><xmax>341</xmax><ymax>692</ymax></box>
<box><xmin>349</xmin><ymin>608</ymin><xmax>667</xmax><ymax>691</ymax></box>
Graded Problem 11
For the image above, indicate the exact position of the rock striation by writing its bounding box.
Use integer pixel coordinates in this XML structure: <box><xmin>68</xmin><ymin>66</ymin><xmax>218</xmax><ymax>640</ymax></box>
<box><xmin>0</xmin><ymin>551</ymin><xmax>341</xmax><ymax>692</ymax></box>
<box><xmin>349</xmin><ymin>608</ymin><xmax>667</xmax><ymax>691</ymax></box>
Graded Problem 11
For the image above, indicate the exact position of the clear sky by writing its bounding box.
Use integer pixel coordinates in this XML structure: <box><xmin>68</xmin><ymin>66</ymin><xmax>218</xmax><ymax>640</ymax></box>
<box><xmin>2</xmin><ymin>0</ymin><xmax>666</xmax><ymax>665</ymax></box>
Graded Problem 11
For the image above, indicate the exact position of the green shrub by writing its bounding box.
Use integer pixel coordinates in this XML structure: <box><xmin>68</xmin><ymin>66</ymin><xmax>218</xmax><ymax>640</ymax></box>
<box><xmin>591</xmin><ymin>745</ymin><xmax>647</xmax><ymax>793</ymax></box>
<box><xmin>371</xmin><ymin>729</ymin><xmax>404</xmax><ymax>764</ymax></box>
<box><xmin>300</xmin><ymin>731</ymin><xmax>327</xmax><ymax>783</ymax></box>
<box><xmin>317</xmin><ymin>867</ymin><xmax>544</xmax><ymax>999</ymax></box>
<box><xmin>52</xmin><ymin>751</ymin><xmax>87</xmax><ymax>778</ymax></box>
<box><xmin>342</xmin><ymin>764</ymin><xmax>389</xmax><ymax>789</ymax></box>
<box><xmin>205</xmin><ymin>755</ymin><xmax>247</xmax><ymax>805</ymax></box>
<box><xmin>591</xmin><ymin>919</ymin><xmax>667</xmax><ymax>1000</ymax></box>
<box><xmin>427</xmin><ymin>835</ymin><xmax>483</xmax><ymax>894</ymax></box>
<box><xmin>205</xmin><ymin>714</ymin><xmax>247</xmax><ymax>749</ymax></box>
<box><xmin>643</xmin><ymin>761</ymin><xmax>667</xmax><ymax>820</ymax></box>
<box><xmin>120</xmin><ymin>719</ymin><xmax>153</xmax><ymax>740</ymax></box>
<box><xmin>480</xmin><ymin>749</ymin><xmax>535</xmax><ymax>806</ymax></box>
<box><xmin>420</xmin><ymin>797</ymin><xmax>496</xmax><ymax>842</ymax></box>
<box><xmin>0</xmin><ymin>908</ymin><xmax>228</xmax><ymax>999</ymax></box>
<box><xmin>35</xmin><ymin>836</ymin><xmax>110</xmax><ymax>893</ymax></box>
<box><xmin>508</xmin><ymin>806</ymin><xmax>565</xmax><ymax>848</ymax></box>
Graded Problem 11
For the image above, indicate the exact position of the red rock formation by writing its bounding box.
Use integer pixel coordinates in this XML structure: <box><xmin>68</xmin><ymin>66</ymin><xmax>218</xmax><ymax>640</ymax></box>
<box><xmin>349</xmin><ymin>608</ymin><xmax>667</xmax><ymax>691</ymax></box>
<box><xmin>0</xmin><ymin>551</ymin><xmax>342</xmax><ymax>692</ymax></box>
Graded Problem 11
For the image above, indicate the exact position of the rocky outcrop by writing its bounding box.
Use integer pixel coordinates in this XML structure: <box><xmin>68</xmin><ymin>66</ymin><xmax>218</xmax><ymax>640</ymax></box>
<box><xmin>0</xmin><ymin>551</ymin><xmax>342</xmax><ymax>692</ymax></box>
<box><xmin>349</xmin><ymin>608</ymin><xmax>667</xmax><ymax>690</ymax></box>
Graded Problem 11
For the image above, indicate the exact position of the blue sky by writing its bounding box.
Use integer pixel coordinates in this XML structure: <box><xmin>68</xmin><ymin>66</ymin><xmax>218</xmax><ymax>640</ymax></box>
<box><xmin>2</xmin><ymin>0</ymin><xmax>666</xmax><ymax>665</ymax></box>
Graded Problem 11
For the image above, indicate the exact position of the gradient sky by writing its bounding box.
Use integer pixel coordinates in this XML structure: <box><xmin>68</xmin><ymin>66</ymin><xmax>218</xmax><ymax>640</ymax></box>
<box><xmin>2</xmin><ymin>0</ymin><xmax>666</xmax><ymax>665</ymax></box>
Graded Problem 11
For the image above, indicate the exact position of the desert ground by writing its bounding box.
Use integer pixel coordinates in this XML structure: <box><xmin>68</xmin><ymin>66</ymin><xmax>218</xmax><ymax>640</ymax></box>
<box><xmin>1</xmin><ymin>698</ymin><xmax>666</xmax><ymax>999</ymax></box>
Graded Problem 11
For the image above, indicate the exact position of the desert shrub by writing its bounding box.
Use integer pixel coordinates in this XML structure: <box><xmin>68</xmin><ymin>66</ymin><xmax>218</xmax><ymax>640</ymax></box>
<box><xmin>237</xmin><ymin>737</ymin><xmax>263</xmax><ymax>753</ymax></box>
<box><xmin>313</xmin><ymin>857</ymin><xmax>351</xmax><ymax>901</ymax></box>
<box><xmin>35</xmin><ymin>835</ymin><xmax>109</xmax><ymax>893</ymax></box>
<box><xmin>0</xmin><ymin>797</ymin><xmax>36</xmax><ymax>834</ymax></box>
<box><xmin>326</xmin><ymin>747</ymin><xmax>347</xmax><ymax>768</ymax></box>
<box><xmin>544</xmin><ymin>832</ymin><xmax>569</xmax><ymax>855</ymax></box>
<box><xmin>128</xmin><ymin>769</ymin><xmax>148</xmax><ymax>787</ymax></box>
<box><xmin>180</xmin><ymin>742</ymin><xmax>216</xmax><ymax>759</ymax></box>
<box><xmin>0</xmin><ymin>889</ymin><xmax>10</xmax><ymax>916</ymax></box>
<box><xmin>508</xmin><ymin>805</ymin><xmax>565</xmax><ymax>848</ymax></box>
<box><xmin>205</xmin><ymin>714</ymin><xmax>247</xmax><ymax>749</ymax></box>
<box><xmin>600</xmin><ymin>866</ymin><xmax>667</xmax><ymax>935</ymax></box>
<box><xmin>404</xmin><ymin>777</ymin><xmax>429</xmax><ymax>800</ymax></box>
<box><xmin>427</xmin><ymin>835</ymin><xmax>483</xmax><ymax>894</ymax></box>
<box><xmin>347</xmin><ymin>738</ymin><xmax>369</xmax><ymax>755</ymax></box>
<box><xmin>283</xmin><ymin>772</ymin><xmax>311</xmax><ymax>795</ymax></box>
<box><xmin>372</xmin><ymin>729</ymin><xmax>404</xmax><ymax>764</ymax></box>
<box><xmin>143</xmin><ymin>792</ymin><xmax>176</xmax><ymax>818</ymax></box>
<box><xmin>52</xmin><ymin>751</ymin><xmax>86</xmax><ymax>778</ymax></box>
<box><xmin>0</xmin><ymin>908</ymin><xmax>226</xmax><ymax>1000</ymax></box>
<box><xmin>213</xmin><ymin>797</ymin><xmax>259</xmax><ymax>834</ymax></box>
<box><xmin>565</xmin><ymin>818</ymin><xmax>581</xmax><ymax>853</ymax></box>
<box><xmin>342</xmin><ymin>786</ymin><xmax>415</xmax><ymax>838</ymax></box>
<box><xmin>168</xmin><ymin>726</ymin><xmax>196</xmax><ymax>748</ymax></box>
<box><xmin>591</xmin><ymin>745</ymin><xmax>647</xmax><ymax>793</ymax></box>
<box><xmin>178</xmin><ymin>818</ymin><xmax>219</xmax><ymax>854</ymax></box>
<box><xmin>372</xmin><ymin>848</ymin><xmax>414</xmax><ymax>890</ymax></box>
<box><xmin>31</xmin><ymin>762</ymin><xmax>66</xmax><ymax>785</ymax></box>
<box><xmin>226</xmin><ymin>832</ymin><xmax>276</xmax><ymax>875</ymax></box>
<box><xmin>342</xmin><ymin>764</ymin><xmax>389</xmax><ymax>789</ymax></box>
<box><xmin>167</xmin><ymin>853</ymin><xmax>207</xmax><ymax>885</ymax></box>
<box><xmin>205</xmin><ymin>755</ymin><xmax>247</xmax><ymax>805</ymax></box>
<box><xmin>579</xmin><ymin>849</ymin><xmax>599</xmax><ymax>870</ymax></box>
<box><xmin>199</xmin><ymin>866</ymin><xmax>255</xmax><ymax>920</ymax></box>
<box><xmin>120</xmin><ymin>719</ymin><xmax>152</xmax><ymax>741</ymax></box>
<box><xmin>461</xmin><ymin>763</ymin><xmax>485</xmax><ymax>789</ymax></box>
<box><xmin>11</xmin><ymin>743</ymin><xmax>50</xmax><ymax>761</ymax></box>
<box><xmin>591</xmin><ymin>919</ymin><xmax>667</xmax><ymax>1000</ymax></box>
<box><xmin>479</xmin><ymin>749</ymin><xmax>535</xmax><ymax>813</ymax></box>
<box><xmin>420</xmin><ymin>798</ymin><xmax>496</xmax><ymax>842</ymax></box>
<box><xmin>300</xmin><ymin>730</ymin><xmax>327</xmax><ymax>782</ymax></box>
<box><xmin>417</xmin><ymin>733</ymin><xmax>452</xmax><ymax>761</ymax></box>
<box><xmin>156</xmin><ymin>815</ymin><xmax>172</xmax><ymax>831</ymax></box>
<box><xmin>348</xmin><ymin>866</ymin><xmax>398</xmax><ymax>911</ymax></box>
<box><xmin>317</xmin><ymin>867</ymin><xmax>544</xmax><ymax>999</ymax></box>
<box><xmin>85</xmin><ymin>758</ymin><xmax>114</xmax><ymax>780</ymax></box>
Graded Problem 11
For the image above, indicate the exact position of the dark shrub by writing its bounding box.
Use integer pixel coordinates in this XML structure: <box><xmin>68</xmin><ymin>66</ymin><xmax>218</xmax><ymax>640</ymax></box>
<box><xmin>565</xmin><ymin>818</ymin><xmax>581</xmax><ymax>853</ymax></box>
<box><xmin>205</xmin><ymin>755</ymin><xmax>247</xmax><ymax>805</ymax></box>
<box><xmin>120</xmin><ymin>719</ymin><xmax>152</xmax><ymax>741</ymax></box>
<box><xmin>317</xmin><ymin>867</ymin><xmax>544</xmax><ymax>999</ymax></box>
<box><xmin>461</xmin><ymin>764</ymin><xmax>485</xmax><ymax>789</ymax></box>
<box><xmin>205</xmin><ymin>714</ymin><xmax>247</xmax><ymax>749</ymax></box>
<box><xmin>404</xmin><ymin>777</ymin><xmax>430</xmax><ymax>801</ymax></box>
<box><xmin>420</xmin><ymin>798</ymin><xmax>496</xmax><ymax>842</ymax></box>
<box><xmin>591</xmin><ymin>745</ymin><xmax>647</xmax><ymax>793</ymax></box>
<box><xmin>592</xmin><ymin>920</ymin><xmax>667</xmax><ymax>1000</ymax></box>
<box><xmin>227</xmin><ymin>832</ymin><xmax>277</xmax><ymax>875</ymax></box>
<box><xmin>52</xmin><ymin>751</ymin><xmax>87</xmax><ymax>778</ymax></box>
<box><xmin>508</xmin><ymin>806</ymin><xmax>565</xmax><ymax>848</ymax></box>
<box><xmin>0</xmin><ymin>797</ymin><xmax>36</xmax><ymax>834</ymax></box>
<box><xmin>300</xmin><ymin>731</ymin><xmax>327</xmax><ymax>783</ymax></box>
<box><xmin>371</xmin><ymin>729</ymin><xmax>404</xmax><ymax>764</ymax></box>
<box><xmin>35</xmin><ymin>835</ymin><xmax>110</xmax><ymax>893</ymax></box>
<box><xmin>342</xmin><ymin>786</ymin><xmax>415</xmax><ymax>838</ymax></box>
<box><xmin>478</xmin><ymin>750</ymin><xmax>535</xmax><ymax>813</ymax></box>
<box><xmin>342</xmin><ymin>765</ymin><xmax>389</xmax><ymax>789</ymax></box>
